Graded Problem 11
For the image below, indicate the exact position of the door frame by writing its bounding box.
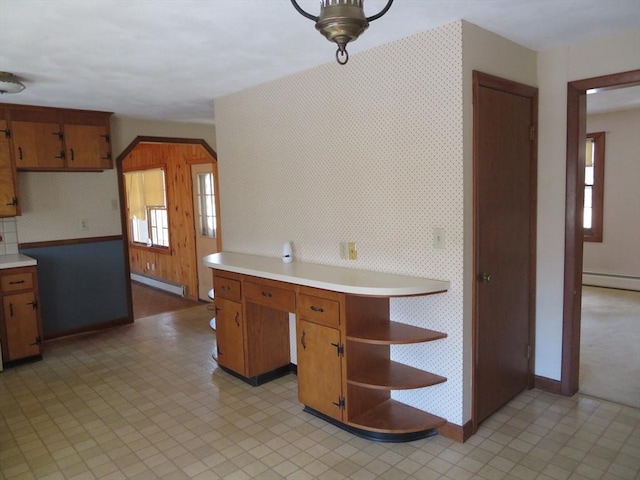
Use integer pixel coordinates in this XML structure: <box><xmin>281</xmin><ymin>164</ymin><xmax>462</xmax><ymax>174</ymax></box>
<box><xmin>116</xmin><ymin>136</ymin><xmax>219</xmax><ymax>309</ymax></box>
<box><xmin>561</xmin><ymin>69</ymin><xmax>640</xmax><ymax>396</ymax></box>
<box><xmin>472</xmin><ymin>71</ymin><xmax>538</xmax><ymax>432</ymax></box>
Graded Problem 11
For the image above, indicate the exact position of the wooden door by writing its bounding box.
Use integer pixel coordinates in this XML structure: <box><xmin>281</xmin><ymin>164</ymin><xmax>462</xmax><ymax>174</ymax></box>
<box><xmin>473</xmin><ymin>71</ymin><xmax>537</xmax><ymax>424</ymax></box>
<box><xmin>215</xmin><ymin>297</ymin><xmax>246</xmax><ymax>375</ymax></box>
<box><xmin>11</xmin><ymin>120</ymin><xmax>64</xmax><ymax>169</ymax></box>
<box><xmin>3</xmin><ymin>292</ymin><xmax>41</xmax><ymax>361</ymax></box>
<box><xmin>0</xmin><ymin>120</ymin><xmax>19</xmax><ymax>217</ymax></box>
<box><xmin>65</xmin><ymin>124</ymin><xmax>111</xmax><ymax>170</ymax></box>
<box><xmin>191</xmin><ymin>163</ymin><xmax>221</xmax><ymax>301</ymax></box>
<box><xmin>297</xmin><ymin>319</ymin><xmax>343</xmax><ymax>421</ymax></box>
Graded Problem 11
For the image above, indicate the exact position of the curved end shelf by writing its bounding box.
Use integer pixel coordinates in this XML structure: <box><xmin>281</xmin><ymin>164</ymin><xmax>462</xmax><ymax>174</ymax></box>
<box><xmin>347</xmin><ymin>399</ymin><xmax>447</xmax><ymax>435</ymax></box>
<box><xmin>347</xmin><ymin>321</ymin><xmax>447</xmax><ymax>345</ymax></box>
<box><xmin>348</xmin><ymin>360</ymin><xmax>447</xmax><ymax>390</ymax></box>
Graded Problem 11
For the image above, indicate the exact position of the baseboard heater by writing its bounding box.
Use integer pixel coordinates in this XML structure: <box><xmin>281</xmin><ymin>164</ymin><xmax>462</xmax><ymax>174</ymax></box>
<box><xmin>582</xmin><ymin>272</ymin><xmax>640</xmax><ymax>291</ymax></box>
<box><xmin>131</xmin><ymin>273</ymin><xmax>186</xmax><ymax>297</ymax></box>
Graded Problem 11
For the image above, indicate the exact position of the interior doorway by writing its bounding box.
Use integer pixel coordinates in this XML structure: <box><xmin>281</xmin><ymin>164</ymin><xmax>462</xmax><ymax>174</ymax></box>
<box><xmin>472</xmin><ymin>71</ymin><xmax>538</xmax><ymax>427</ymax></box>
<box><xmin>562</xmin><ymin>69</ymin><xmax>640</xmax><ymax>396</ymax></box>
<box><xmin>116</xmin><ymin>137</ymin><xmax>220</xmax><ymax>310</ymax></box>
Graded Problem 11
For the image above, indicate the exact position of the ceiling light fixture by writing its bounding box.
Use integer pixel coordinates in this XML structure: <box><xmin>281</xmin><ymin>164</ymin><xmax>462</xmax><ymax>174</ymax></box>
<box><xmin>290</xmin><ymin>0</ymin><xmax>394</xmax><ymax>65</ymax></box>
<box><xmin>0</xmin><ymin>72</ymin><xmax>25</xmax><ymax>94</ymax></box>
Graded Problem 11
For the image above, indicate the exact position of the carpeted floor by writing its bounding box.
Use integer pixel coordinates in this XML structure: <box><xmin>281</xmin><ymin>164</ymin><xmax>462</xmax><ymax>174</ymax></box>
<box><xmin>580</xmin><ymin>286</ymin><xmax>640</xmax><ymax>408</ymax></box>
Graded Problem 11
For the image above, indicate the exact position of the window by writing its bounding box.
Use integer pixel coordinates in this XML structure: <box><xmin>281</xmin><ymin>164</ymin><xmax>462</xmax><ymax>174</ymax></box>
<box><xmin>124</xmin><ymin>168</ymin><xmax>169</xmax><ymax>248</ymax></box>
<box><xmin>195</xmin><ymin>172</ymin><xmax>217</xmax><ymax>238</ymax></box>
<box><xmin>584</xmin><ymin>132</ymin><xmax>605</xmax><ymax>242</ymax></box>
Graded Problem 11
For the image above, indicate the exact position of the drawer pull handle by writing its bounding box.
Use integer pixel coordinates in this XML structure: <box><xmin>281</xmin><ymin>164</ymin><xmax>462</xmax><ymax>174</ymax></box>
<box><xmin>18</xmin><ymin>146</ymin><xmax>23</xmax><ymax>160</ymax></box>
<box><xmin>310</xmin><ymin>305</ymin><xmax>324</xmax><ymax>313</ymax></box>
<box><xmin>301</xmin><ymin>331</ymin><xmax>306</xmax><ymax>350</ymax></box>
<box><xmin>261</xmin><ymin>291</ymin><xmax>273</xmax><ymax>298</ymax></box>
<box><xmin>9</xmin><ymin>280</ymin><xmax>25</xmax><ymax>285</ymax></box>
<box><xmin>221</xmin><ymin>285</ymin><xmax>231</xmax><ymax>291</ymax></box>
<box><xmin>234</xmin><ymin>312</ymin><xmax>240</xmax><ymax>327</ymax></box>
<box><xmin>9</xmin><ymin>303</ymin><xmax>14</xmax><ymax>316</ymax></box>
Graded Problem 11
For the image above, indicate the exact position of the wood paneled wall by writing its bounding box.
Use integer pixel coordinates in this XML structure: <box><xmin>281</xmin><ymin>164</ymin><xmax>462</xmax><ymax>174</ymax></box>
<box><xmin>123</xmin><ymin>143</ymin><xmax>214</xmax><ymax>301</ymax></box>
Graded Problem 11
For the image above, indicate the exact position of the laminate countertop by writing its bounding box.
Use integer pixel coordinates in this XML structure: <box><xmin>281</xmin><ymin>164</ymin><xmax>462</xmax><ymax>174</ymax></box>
<box><xmin>203</xmin><ymin>252</ymin><xmax>449</xmax><ymax>297</ymax></box>
<box><xmin>0</xmin><ymin>254</ymin><xmax>37</xmax><ymax>270</ymax></box>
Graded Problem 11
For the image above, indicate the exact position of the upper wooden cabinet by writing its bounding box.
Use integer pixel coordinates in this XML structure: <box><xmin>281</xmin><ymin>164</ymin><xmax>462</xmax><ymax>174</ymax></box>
<box><xmin>0</xmin><ymin>103</ymin><xmax>113</xmax><ymax>172</ymax></box>
<box><xmin>0</xmin><ymin>117</ymin><xmax>20</xmax><ymax>217</ymax></box>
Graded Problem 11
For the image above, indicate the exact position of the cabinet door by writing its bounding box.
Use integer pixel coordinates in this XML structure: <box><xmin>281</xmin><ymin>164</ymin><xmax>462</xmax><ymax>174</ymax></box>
<box><xmin>215</xmin><ymin>297</ymin><xmax>246</xmax><ymax>375</ymax></box>
<box><xmin>0</xmin><ymin>119</ymin><xmax>19</xmax><ymax>216</ymax></box>
<box><xmin>64</xmin><ymin>124</ymin><xmax>112</xmax><ymax>170</ymax></box>
<box><xmin>2</xmin><ymin>291</ymin><xmax>41</xmax><ymax>361</ymax></box>
<box><xmin>11</xmin><ymin>120</ymin><xmax>65</xmax><ymax>169</ymax></box>
<box><xmin>297</xmin><ymin>319</ymin><xmax>344</xmax><ymax>421</ymax></box>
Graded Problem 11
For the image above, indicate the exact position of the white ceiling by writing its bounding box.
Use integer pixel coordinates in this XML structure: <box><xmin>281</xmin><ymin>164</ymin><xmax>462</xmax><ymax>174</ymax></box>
<box><xmin>1</xmin><ymin>0</ymin><xmax>639</xmax><ymax>124</ymax></box>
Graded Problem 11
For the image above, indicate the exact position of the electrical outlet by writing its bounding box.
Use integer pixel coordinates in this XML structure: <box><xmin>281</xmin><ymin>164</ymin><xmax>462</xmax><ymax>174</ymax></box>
<box><xmin>433</xmin><ymin>228</ymin><xmax>445</xmax><ymax>249</ymax></box>
<box><xmin>340</xmin><ymin>242</ymin><xmax>348</xmax><ymax>259</ymax></box>
<box><xmin>80</xmin><ymin>218</ymin><xmax>89</xmax><ymax>231</ymax></box>
<box><xmin>348</xmin><ymin>242</ymin><xmax>357</xmax><ymax>260</ymax></box>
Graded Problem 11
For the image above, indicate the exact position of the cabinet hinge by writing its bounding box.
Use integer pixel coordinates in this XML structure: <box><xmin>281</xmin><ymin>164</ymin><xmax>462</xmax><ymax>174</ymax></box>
<box><xmin>332</xmin><ymin>396</ymin><xmax>345</xmax><ymax>410</ymax></box>
<box><xmin>5</xmin><ymin>197</ymin><xmax>18</xmax><ymax>207</ymax></box>
<box><xmin>101</xmin><ymin>134</ymin><xmax>111</xmax><ymax>143</ymax></box>
<box><xmin>0</xmin><ymin>128</ymin><xmax>10</xmax><ymax>138</ymax></box>
<box><xmin>530</xmin><ymin>125</ymin><xmax>536</xmax><ymax>141</ymax></box>
<box><xmin>331</xmin><ymin>342</ymin><xmax>344</xmax><ymax>357</ymax></box>
<box><xmin>30</xmin><ymin>336</ymin><xmax>41</xmax><ymax>346</ymax></box>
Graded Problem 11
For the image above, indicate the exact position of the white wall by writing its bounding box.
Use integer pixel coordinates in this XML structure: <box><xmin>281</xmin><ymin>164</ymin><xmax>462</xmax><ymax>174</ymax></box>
<box><xmin>16</xmin><ymin>117</ymin><xmax>216</xmax><ymax>243</ymax></box>
<box><xmin>584</xmin><ymin>108</ymin><xmax>640</xmax><ymax>278</ymax></box>
<box><xmin>535</xmin><ymin>29</ymin><xmax>640</xmax><ymax>380</ymax></box>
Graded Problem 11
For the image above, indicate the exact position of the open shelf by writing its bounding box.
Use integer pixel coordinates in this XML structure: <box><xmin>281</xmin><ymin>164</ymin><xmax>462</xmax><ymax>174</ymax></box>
<box><xmin>348</xmin><ymin>359</ymin><xmax>446</xmax><ymax>390</ymax></box>
<box><xmin>347</xmin><ymin>321</ymin><xmax>446</xmax><ymax>345</ymax></box>
<box><xmin>348</xmin><ymin>399</ymin><xmax>446</xmax><ymax>434</ymax></box>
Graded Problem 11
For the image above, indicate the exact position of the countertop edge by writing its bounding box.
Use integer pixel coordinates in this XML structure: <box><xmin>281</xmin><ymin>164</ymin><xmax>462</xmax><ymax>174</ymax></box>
<box><xmin>204</xmin><ymin>252</ymin><xmax>449</xmax><ymax>297</ymax></box>
<box><xmin>0</xmin><ymin>254</ymin><xmax>38</xmax><ymax>270</ymax></box>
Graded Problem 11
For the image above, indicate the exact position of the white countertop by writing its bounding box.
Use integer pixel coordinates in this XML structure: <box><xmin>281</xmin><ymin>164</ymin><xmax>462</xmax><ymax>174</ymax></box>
<box><xmin>0</xmin><ymin>253</ymin><xmax>37</xmax><ymax>270</ymax></box>
<box><xmin>203</xmin><ymin>252</ymin><xmax>449</xmax><ymax>297</ymax></box>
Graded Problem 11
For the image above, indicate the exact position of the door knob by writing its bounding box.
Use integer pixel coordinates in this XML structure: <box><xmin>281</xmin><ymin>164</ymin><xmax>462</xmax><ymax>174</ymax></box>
<box><xmin>478</xmin><ymin>272</ymin><xmax>492</xmax><ymax>283</ymax></box>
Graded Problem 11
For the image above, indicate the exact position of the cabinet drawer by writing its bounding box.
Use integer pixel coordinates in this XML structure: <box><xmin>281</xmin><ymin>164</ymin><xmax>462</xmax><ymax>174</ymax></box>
<box><xmin>298</xmin><ymin>294</ymin><xmax>340</xmax><ymax>327</ymax></box>
<box><xmin>213</xmin><ymin>276</ymin><xmax>241</xmax><ymax>302</ymax></box>
<box><xmin>244</xmin><ymin>281</ymin><xmax>295</xmax><ymax>312</ymax></box>
<box><xmin>1</xmin><ymin>272</ymin><xmax>34</xmax><ymax>292</ymax></box>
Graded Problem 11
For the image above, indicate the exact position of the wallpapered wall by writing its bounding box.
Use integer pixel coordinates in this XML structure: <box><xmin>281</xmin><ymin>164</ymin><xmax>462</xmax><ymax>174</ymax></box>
<box><xmin>216</xmin><ymin>22</ymin><xmax>466</xmax><ymax>424</ymax></box>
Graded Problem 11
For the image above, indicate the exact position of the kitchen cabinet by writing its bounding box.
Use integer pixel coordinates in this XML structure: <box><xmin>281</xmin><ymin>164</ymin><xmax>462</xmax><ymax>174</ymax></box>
<box><xmin>0</xmin><ymin>266</ymin><xmax>43</xmax><ymax>364</ymax></box>
<box><xmin>206</xmin><ymin>252</ymin><xmax>450</xmax><ymax>442</ymax></box>
<box><xmin>0</xmin><ymin>103</ymin><xmax>113</xmax><ymax>172</ymax></box>
<box><xmin>0</xmin><ymin>118</ymin><xmax>19</xmax><ymax>217</ymax></box>
<box><xmin>215</xmin><ymin>297</ymin><xmax>246</xmax><ymax>376</ymax></box>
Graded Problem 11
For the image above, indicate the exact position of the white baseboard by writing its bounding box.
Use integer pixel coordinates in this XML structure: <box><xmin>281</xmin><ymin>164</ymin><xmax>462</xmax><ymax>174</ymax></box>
<box><xmin>131</xmin><ymin>273</ymin><xmax>186</xmax><ymax>297</ymax></box>
<box><xmin>583</xmin><ymin>272</ymin><xmax>640</xmax><ymax>291</ymax></box>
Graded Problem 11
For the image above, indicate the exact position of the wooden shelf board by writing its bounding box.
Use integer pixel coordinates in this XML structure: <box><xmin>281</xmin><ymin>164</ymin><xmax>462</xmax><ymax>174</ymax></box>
<box><xmin>348</xmin><ymin>360</ymin><xmax>446</xmax><ymax>390</ymax></box>
<box><xmin>347</xmin><ymin>321</ymin><xmax>446</xmax><ymax>345</ymax></box>
<box><xmin>348</xmin><ymin>399</ymin><xmax>446</xmax><ymax>434</ymax></box>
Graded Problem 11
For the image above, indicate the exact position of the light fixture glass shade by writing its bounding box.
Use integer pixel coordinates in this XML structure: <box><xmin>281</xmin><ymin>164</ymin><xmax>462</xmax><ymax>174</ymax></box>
<box><xmin>0</xmin><ymin>72</ymin><xmax>25</xmax><ymax>94</ymax></box>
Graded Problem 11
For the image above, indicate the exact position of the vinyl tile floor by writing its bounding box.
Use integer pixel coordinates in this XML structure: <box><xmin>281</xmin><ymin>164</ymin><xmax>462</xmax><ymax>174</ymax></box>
<box><xmin>1</xmin><ymin>305</ymin><xmax>639</xmax><ymax>480</ymax></box>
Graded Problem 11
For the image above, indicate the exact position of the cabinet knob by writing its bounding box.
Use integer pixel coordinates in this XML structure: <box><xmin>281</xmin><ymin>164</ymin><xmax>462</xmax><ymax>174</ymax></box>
<box><xmin>261</xmin><ymin>291</ymin><xmax>273</xmax><ymax>298</ymax></box>
<box><xmin>301</xmin><ymin>331</ymin><xmax>306</xmax><ymax>350</ymax></box>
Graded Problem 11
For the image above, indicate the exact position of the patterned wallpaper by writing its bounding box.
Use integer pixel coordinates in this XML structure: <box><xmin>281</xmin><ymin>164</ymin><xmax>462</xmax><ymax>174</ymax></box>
<box><xmin>216</xmin><ymin>22</ymin><xmax>465</xmax><ymax>423</ymax></box>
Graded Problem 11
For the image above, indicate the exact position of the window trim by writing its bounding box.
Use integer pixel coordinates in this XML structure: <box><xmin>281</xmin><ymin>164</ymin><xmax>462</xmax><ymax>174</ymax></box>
<box><xmin>584</xmin><ymin>131</ymin><xmax>605</xmax><ymax>243</ymax></box>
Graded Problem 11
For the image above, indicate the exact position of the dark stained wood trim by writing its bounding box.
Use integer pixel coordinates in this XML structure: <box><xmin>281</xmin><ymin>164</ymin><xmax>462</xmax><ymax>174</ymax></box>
<box><xmin>43</xmin><ymin>316</ymin><xmax>132</xmax><ymax>341</ymax></box>
<box><xmin>438</xmin><ymin>420</ymin><xmax>474</xmax><ymax>443</ymax></box>
<box><xmin>116</xmin><ymin>135</ymin><xmax>217</xmax><ymax>164</ymax></box>
<box><xmin>534</xmin><ymin>375</ymin><xmax>562</xmax><ymax>395</ymax></box>
<box><xmin>472</xmin><ymin>70</ymin><xmax>538</xmax><ymax>433</ymax></box>
<box><xmin>563</xmin><ymin>69</ymin><xmax>640</xmax><ymax>397</ymax></box>
<box><xmin>19</xmin><ymin>235</ymin><xmax>123</xmax><ymax>249</ymax></box>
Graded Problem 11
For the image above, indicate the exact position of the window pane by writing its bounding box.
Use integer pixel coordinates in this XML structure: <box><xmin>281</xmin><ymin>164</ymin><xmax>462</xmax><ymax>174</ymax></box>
<box><xmin>124</xmin><ymin>168</ymin><xmax>169</xmax><ymax>247</ymax></box>
<box><xmin>196</xmin><ymin>172</ymin><xmax>217</xmax><ymax>238</ymax></box>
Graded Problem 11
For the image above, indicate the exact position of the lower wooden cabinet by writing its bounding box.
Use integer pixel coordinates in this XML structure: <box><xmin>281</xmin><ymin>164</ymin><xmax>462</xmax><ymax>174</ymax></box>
<box><xmin>215</xmin><ymin>297</ymin><xmax>246</xmax><ymax>375</ymax></box>
<box><xmin>0</xmin><ymin>266</ymin><xmax>43</xmax><ymax>364</ymax></box>
<box><xmin>296</xmin><ymin>319</ymin><xmax>344</xmax><ymax>422</ymax></box>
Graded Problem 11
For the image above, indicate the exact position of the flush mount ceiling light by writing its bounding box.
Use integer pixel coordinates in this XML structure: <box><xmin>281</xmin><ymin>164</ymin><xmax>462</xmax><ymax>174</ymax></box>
<box><xmin>290</xmin><ymin>0</ymin><xmax>394</xmax><ymax>65</ymax></box>
<box><xmin>0</xmin><ymin>72</ymin><xmax>25</xmax><ymax>94</ymax></box>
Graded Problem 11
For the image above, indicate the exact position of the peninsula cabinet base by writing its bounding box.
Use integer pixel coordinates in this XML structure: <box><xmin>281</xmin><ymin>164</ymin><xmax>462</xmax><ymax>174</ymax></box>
<box><xmin>303</xmin><ymin>404</ymin><xmax>443</xmax><ymax>443</ymax></box>
<box><xmin>217</xmin><ymin>363</ymin><xmax>293</xmax><ymax>387</ymax></box>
